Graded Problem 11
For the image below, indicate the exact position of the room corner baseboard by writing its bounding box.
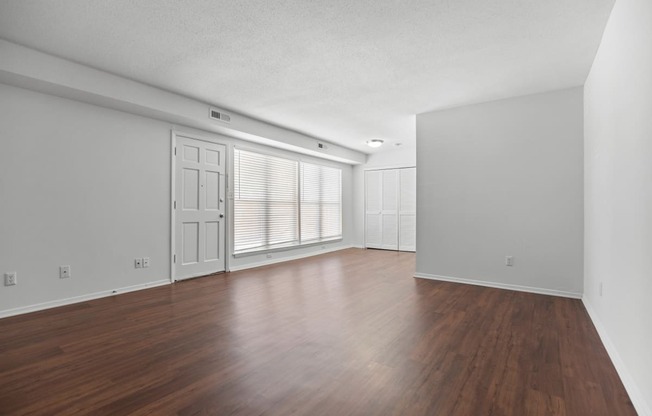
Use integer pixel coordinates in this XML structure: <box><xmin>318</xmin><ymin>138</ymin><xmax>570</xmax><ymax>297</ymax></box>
<box><xmin>228</xmin><ymin>245</ymin><xmax>354</xmax><ymax>272</ymax></box>
<box><xmin>0</xmin><ymin>279</ymin><xmax>171</xmax><ymax>319</ymax></box>
<box><xmin>582</xmin><ymin>298</ymin><xmax>652</xmax><ymax>416</ymax></box>
<box><xmin>413</xmin><ymin>272</ymin><xmax>583</xmax><ymax>299</ymax></box>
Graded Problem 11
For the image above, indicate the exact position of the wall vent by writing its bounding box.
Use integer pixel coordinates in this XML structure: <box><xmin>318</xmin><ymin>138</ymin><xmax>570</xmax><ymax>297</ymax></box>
<box><xmin>209</xmin><ymin>108</ymin><xmax>231</xmax><ymax>123</ymax></box>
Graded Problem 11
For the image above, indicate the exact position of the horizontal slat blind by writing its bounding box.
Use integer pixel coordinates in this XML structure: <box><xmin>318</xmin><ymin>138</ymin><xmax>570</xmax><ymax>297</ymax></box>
<box><xmin>301</xmin><ymin>162</ymin><xmax>342</xmax><ymax>242</ymax></box>
<box><xmin>233</xmin><ymin>149</ymin><xmax>299</xmax><ymax>252</ymax></box>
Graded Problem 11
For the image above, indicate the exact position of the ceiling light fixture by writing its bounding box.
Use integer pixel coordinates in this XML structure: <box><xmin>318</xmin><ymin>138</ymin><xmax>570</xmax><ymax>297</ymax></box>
<box><xmin>367</xmin><ymin>139</ymin><xmax>384</xmax><ymax>148</ymax></box>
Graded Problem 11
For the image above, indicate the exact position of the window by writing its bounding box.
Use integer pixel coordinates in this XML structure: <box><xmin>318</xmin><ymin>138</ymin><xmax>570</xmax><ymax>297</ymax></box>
<box><xmin>300</xmin><ymin>162</ymin><xmax>342</xmax><ymax>242</ymax></box>
<box><xmin>233</xmin><ymin>149</ymin><xmax>299</xmax><ymax>252</ymax></box>
<box><xmin>233</xmin><ymin>148</ymin><xmax>342</xmax><ymax>254</ymax></box>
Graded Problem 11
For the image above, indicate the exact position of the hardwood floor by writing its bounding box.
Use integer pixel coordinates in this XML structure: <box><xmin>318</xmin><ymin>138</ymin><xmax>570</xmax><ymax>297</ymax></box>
<box><xmin>0</xmin><ymin>248</ymin><xmax>635</xmax><ymax>415</ymax></box>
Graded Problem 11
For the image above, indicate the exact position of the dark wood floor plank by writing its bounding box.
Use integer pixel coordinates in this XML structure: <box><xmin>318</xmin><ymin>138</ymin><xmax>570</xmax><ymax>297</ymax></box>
<box><xmin>0</xmin><ymin>248</ymin><xmax>636</xmax><ymax>415</ymax></box>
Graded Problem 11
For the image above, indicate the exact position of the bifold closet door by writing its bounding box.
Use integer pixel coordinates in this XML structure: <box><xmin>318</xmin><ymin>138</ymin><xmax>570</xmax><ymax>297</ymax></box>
<box><xmin>365</xmin><ymin>167</ymin><xmax>416</xmax><ymax>252</ymax></box>
<box><xmin>398</xmin><ymin>167</ymin><xmax>416</xmax><ymax>252</ymax></box>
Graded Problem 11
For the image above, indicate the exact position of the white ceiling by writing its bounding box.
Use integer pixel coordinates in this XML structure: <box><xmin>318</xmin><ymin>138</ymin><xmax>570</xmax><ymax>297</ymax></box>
<box><xmin>0</xmin><ymin>0</ymin><xmax>614</xmax><ymax>153</ymax></box>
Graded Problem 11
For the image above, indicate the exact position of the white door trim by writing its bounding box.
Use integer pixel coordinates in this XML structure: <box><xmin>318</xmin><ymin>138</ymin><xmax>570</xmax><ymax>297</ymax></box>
<box><xmin>170</xmin><ymin>130</ymin><xmax>175</xmax><ymax>283</ymax></box>
<box><xmin>170</xmin><ymin>130</ymin><xmax>229</xmax><ymax>282</ymax></box>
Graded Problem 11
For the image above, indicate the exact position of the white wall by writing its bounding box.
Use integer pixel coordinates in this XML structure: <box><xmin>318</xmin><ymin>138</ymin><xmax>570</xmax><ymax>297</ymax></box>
<box><xmin>0</xmin><ymin>83</ymin><xmax>355</xmax><ymax>317</ymax></box>
<box><xmin>0</xmin><ymin>84</ymin><xmax>171</xmax><ymax>314</ymax></box>
<box><xmin>583</xmin><ymin>0</ymin><xmax>652</xmax><ymax>413</ymax></box>
<box><xmin>352</xmin><ymin>144</ymin><xmax>416</xmax><ymax>247</ymax></box>
<box><xmin>364</xmin><ymin>144</ymin><xmax>417</xmax><ymax>170</ymax></box>
<box><xmin>415</xmin><ymin>88</ymin><xmax>584</xmax><ymax>297</ymax></box>
<box><xmin>0</xmin><ymin>39</ymin><xmax>365</xmax><ymax>165</ymax></box>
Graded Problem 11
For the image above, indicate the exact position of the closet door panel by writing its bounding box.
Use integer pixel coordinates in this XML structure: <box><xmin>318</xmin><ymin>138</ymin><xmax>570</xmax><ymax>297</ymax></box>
<box><xmin>380</xmin><ymin>170</ymin><xmax>398</xmax><ymax>250</ymax></box>
<box><xmin>365</xmin><ymin>170</ymin><xmax>383</xmax><ymax>248</ymax></box>
<box><xmin>399</xmin><ymin>168</ymin><xmax>417</xmax><ymax>252</ymax></box>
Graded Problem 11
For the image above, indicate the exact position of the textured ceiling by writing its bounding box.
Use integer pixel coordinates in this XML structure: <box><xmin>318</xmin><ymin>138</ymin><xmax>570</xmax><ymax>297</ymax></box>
<box><xmin>0</xmin><ymin>0</ymin><xmax>614</xmax><ymax>153</ymax></box>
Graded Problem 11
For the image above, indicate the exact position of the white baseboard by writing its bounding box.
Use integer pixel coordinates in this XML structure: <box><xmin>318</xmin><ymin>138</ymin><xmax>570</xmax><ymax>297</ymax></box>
<box><xmin>413</xmin><ymin>272</ymin><xmax>583</xmax><ymax>299</ymax></box>
<box><xmin>582</xmin><ymin>297</ymin><xmax>651</xmax><ymax>416</ymax></box>
<box><xmin>229</xmin><ymin>245</ymin><xmax>354</xmax><ymax>272</ymax></box>
<box><xmin>1</xmin><ymin>246</ymin><xmax>359</xmax><ymax>317</ymax></box>
<box><xmin>0</xmin><ymin>279</ymin><xmax>171</xmax><ymax>319</ymax></box>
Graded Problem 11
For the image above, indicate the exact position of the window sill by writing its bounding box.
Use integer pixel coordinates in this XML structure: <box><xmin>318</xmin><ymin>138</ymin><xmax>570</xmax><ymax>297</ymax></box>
<box><xmin>233</xmin><ymin>237</ymin><xmax>343</xmax><ymax>258</ymax></box>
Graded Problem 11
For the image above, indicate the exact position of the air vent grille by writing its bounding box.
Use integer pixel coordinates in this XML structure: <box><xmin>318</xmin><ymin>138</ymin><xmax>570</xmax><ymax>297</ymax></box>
<box><xmin>209</xmin><ymin>108</ymin><xmax>231</xmax><ymax>123</ymax></box>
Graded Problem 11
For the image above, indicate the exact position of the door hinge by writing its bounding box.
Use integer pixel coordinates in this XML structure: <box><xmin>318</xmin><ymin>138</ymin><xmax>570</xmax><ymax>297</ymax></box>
<box><xmin>173</xmin><ymin>254</ymin><xmax>176</xmax><ymax>263</ymax></box>
<box><xmin>174</xmin><ymin>147</ymin><xmax>177</xmax><ymax>155</ymax></box>
<box><xmin>174</xmin><ymin>201</ymin><xmax>176</xmax><ymax>209</ymax></box>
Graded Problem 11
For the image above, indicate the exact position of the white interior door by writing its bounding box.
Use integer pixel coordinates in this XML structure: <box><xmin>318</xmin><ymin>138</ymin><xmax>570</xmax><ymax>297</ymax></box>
<box><xmin>174</xmin><ymin>135</ymin><xmax>226</xmax><ymax>280</ymax></box>
<box><xmin>399</xmin><ymin>167</ymin><xmax>417</xmax><ymax>252</ymax></box>
<box><xmin>381</xmin><ymin>169</ymin><xmax>399</xmax><ymax>250</ymax></box>
<box><xmin>365</xmin><ymin>170</ymin><xmax>383</xmax><ymax>248</ymax></box>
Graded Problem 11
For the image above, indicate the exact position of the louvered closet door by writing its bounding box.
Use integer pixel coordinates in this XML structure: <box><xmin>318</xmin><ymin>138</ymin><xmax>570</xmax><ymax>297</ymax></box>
<box><xmin>175</xmin><ymin>135</ymin><xmax>226</xmax><ymax>280</ymax></box>
<box><xmin>398</xmin><ymin>167</ymin><xmax>416</xmax><ymax>252</ymax></box>
<box><xmin>365</xmin><ymin>170</ymin><xmax>383</xmax><ymax>248</ymax></box>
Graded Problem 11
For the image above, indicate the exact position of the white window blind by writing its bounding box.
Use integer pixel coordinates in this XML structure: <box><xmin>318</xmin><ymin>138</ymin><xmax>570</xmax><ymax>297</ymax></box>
<box><xmin>301</xmin><ymin>162</ymin><xmax>342</xmax><ymax>242</ymax></box>
<box><xmin>233</xmin><ymin>149</ymin><xmax>299</xmax><ymax>252</ymax></box>
<box><xmin>233</xmin><ymin>148</ymin><xmax>343</xmax><ymax>254</ymax></box>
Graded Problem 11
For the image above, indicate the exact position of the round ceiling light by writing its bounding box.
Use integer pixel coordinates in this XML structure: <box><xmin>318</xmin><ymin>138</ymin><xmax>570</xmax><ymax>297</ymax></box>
<box><xmin>366</xmin><ymin>139</ymin><xmax>384</xmax><ymax>148</ymax></box>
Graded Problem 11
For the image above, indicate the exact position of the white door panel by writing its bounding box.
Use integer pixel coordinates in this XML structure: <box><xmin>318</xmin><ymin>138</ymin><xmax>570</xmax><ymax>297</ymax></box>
<box><xmin>365</xmin><ymin>170</ymin><xmax>383</xmax><ymax>249</ymax></box>
<box><xmin>365</xmin><ymin>213</ymin><xmax>382</xmax><ymax>248</ymax></box>
<box><xmin>382</xmin><ymin>170</ymin><xmax>398</xmax><ymax>211</ymax></box>
<box><xmin>380</xmin><ymin>170</ymin><xmax>399</xmax><ymax>249</ymax></box>
<box><xmin>381</xmin><ymin>212</ymin><xmax>398</xmax><ymax>250</ymax></box>
<box><xmin>399</xmin><ymin>214</ymin><xmax>416</xmax><ymax>252</ymax></box>
<box><xmin>399</xmin><ymin>168</ymin><xmax>417</xmax><ymax>252</ymax></box>
<box><xmin>399</xmin><ymin>168</ymin><xmax>417</xmax><ymax>212</ymax></box>
<box><xmin>366</xmin><ymin>170</ymin><xmax>382</xmax><ymax>212</ymax></box>
<box><xmin>182</xmin><ymin>222</ymin><xmax>199</xmax><ymax>264</ymax></box>
<box><xmin>175</xmin><ymin>135</ymin><xmax>226</xmax><ymax>280</ymax></box>
<box><xmin>205</xmin><ymin>221</ymin><xmax>220</xmax><ymax>261</ymax></box>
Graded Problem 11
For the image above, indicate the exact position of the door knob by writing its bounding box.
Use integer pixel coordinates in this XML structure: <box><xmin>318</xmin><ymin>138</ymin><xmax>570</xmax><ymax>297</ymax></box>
<box><xmin>219</xmin><ymin>214</ymin><xmax>224</xmax><ymax>218</ymax></box>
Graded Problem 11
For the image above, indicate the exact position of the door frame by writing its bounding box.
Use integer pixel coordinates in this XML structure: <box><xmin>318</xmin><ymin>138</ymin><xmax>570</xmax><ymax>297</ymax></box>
<box><xmin>170</xmin><ymin>130</ymin><xmax>229</xmax><ymax>282</ymax></box>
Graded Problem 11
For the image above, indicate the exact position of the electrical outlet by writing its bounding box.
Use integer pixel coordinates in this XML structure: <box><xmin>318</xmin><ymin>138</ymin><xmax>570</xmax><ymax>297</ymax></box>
<box><xmin>59</xmin><ymin>265</ymin><xmax>71</xmax><ymax>278</ymax></box>
<box><xmin>505</xmin><ymin>256</ymin><xmax>514</xmax><ymax>267</ymax></box>
<box><xmin>4</xmin><ymin>272</ymin><xmax>17</xmax><ymax>286</ymax></box>
<box><xmin>135</xmin><ymin>258</ymin><xmax>143</xmax><ymax>268</ymax></box>
<box><xmin>142</xmin><ymin>257</ymin><xmax>150</xmax><ymax>268</ymax></box>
